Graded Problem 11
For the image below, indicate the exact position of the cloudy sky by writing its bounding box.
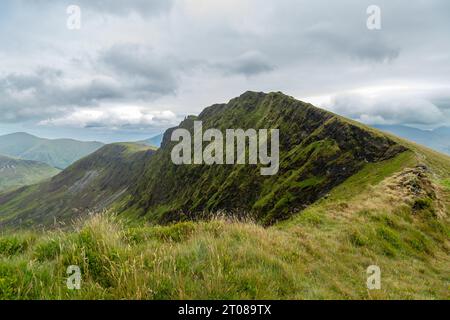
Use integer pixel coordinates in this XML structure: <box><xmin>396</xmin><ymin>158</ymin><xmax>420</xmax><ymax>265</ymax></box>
<box><xmin>0</xmin><ymin>0</ymin><xmax>449</xmax><ymax>142</ymax></box>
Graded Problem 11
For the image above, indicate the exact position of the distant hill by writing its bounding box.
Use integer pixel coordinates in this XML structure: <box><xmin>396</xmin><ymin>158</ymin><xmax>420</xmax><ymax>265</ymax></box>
<box><xmin>0</xmin><ymin>143</ymin><xmax>155</xmax><ymax>228</ymax></box>
<box><xmin>373</xmin><ymin>125</ymin><xmax>450</xmax><ymax>155</ymax></box>
<box><xmin>137</xmin><ymin>133</ymin><xmax>164</xmax><ymax>148</ymax></box>
<box><xmin>0</xmin><ymin>155</ymin><xmax>60</xmax><ymax>192</ymax></box>
<box><xmin>0</xmin><ymin>132</ymin><xmax>104</xmax><ymax>169</ymax></box>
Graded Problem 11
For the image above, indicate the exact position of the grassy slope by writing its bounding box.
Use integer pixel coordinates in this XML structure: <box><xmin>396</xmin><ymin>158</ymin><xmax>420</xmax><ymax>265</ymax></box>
<box><xmin>0</xmin><ymin>93</ymin><xmax>448</xmax><ymax>299</ymax></box>
<box><xmin>1</xmin><ymin>144</ymin><xmax>448</xmax><ymax>299</ymax></box>
<box><xmin>0</xmin><ymin>155</ymin><xmax>60</xmax><ymax>192</ymax></box>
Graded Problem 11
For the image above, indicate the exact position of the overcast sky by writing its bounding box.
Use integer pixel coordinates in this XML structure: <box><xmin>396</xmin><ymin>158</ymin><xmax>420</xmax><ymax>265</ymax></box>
<box><xmin>0</xmin><ymin>0</ymin><xmax>449</xmax><ymax>142</ymax></box>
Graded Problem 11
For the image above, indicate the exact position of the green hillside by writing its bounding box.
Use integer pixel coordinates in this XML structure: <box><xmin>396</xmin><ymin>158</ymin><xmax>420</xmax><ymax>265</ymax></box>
<box><xmin>0</xmin><ymin>145</ymin><xmax>448</xmax><ymax>299</ymax></box>
<box><xmin>0</xmin><ymin>91</ymin><xmax>408</xmax><ymax>228</ymax></box>
<box><xmin>0</xmin><ymin>91</ymin><xmax>448</xmax><ymax>299</ymax></box>
<box><xmin>0</xmin><ymin>143</ymin><xmax>155</xmax><ymax>229</ymax></box>
<box><xmin>0</xmin><ymin>132</ymin><xmax>104</xmax><ymax>169</ymax></box>
<box><xmin>0</xmin><ymin>155</ymin><xmax>60</xmax><ymax>192</ymax></box>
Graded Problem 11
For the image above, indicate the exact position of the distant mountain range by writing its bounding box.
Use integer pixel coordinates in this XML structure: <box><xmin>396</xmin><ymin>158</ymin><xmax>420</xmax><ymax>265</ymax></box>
<box><xmin>0</xmin><ymin>132</ymin><xmax>162</xmax><ymax>194</ymax></box>
<box><xmin>373</xmin><ymin>125</ymin><xmax>450</xmax><ymax>155</ymax></box>
<box><xmin>0</xmin><ymin>132</ymin><xmax>104</xmax><ymax>169</ymax></box>
<box><xmin>0</xmin><ymin>154</ymin><xmax>60</xmax><ymax>192</ymax></box>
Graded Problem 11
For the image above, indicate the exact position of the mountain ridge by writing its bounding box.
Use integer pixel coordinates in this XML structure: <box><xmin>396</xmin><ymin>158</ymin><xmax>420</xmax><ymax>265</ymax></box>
<box><xmin>1</xmin><ymin>91</ymin><xmax>449</xmax><ymax>230</ymax></box>
<box><xmin>127</xmin><ymin>91</ymin><xmax>406</xmax><ymax>224</ymax></box>
<box><xmin>0</xmin><ymin>92</ymin><xmax>448</xmax><ymax>300</ymax></box>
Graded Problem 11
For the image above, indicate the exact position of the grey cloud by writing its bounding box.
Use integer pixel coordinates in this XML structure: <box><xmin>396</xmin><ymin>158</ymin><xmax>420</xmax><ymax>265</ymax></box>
<box><xmin>41</xmin><ymin>107</ymin><xmax>182</xmax><ymax>130</ymax></box>
<box><xmin>99</xmin><ymin>44</ymin><xmax>179</xmax><ymax>98</ymax></box>
<box><xmin>1</xmin><ymin>0</ymin><xmax>450</xmax><ymax>139</ymax></box>
<box><xmin>2</xmin><ymin>68</ymin><xmax>60</xmax><ymax>91</ymax></box>
<box><xmin>78</xmin><ymin>0</ymin><xmax>174</xmax><ymax>16</ymax></box>
<box><xmin>328</xmin><ymin>93</ymin><xmax>448</xmax><ymax>127</ymax></box>
<box><xmin>25</xmin><ymin>0</ymin><xmax>173</xmax><ymax>17</ymax></box>
<box><xmin>430</xmin><ymin>94</ymin><xmax>450</xmax><ymax>110</ymax></box>
<box><xmin>214</xmin><ymin>51</ymin><xmax>274</xmax><ymax>77</ymax></box>
<box><xmin>0</xmin><ymin>68</ymin><xmax>122</xmax><ymax>122</ymax></box>
<box><xmin>302</xmin><ymin>21</ymin><xmax>400</xmax><ymax>63</ymax></box>
<box><xmin>0</xmin><ymin>42</ymin><xmax>184</xmax><ymax>124</ymax></box>
<box><xmin>349</xmin><ymin>38</ymin><xmax>400</xmax><ymax>63</ymax></box>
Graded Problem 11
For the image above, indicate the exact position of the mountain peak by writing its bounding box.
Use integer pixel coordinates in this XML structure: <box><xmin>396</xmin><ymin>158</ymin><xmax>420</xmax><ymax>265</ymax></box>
<box><xmin>231</xmin><ymin>90</ymin><xmax>293</xmax><ymax>105</ymax></box>
<box><xmin>127</xmin><ymin>92</ymin><xmax>407</xmax><ymax>225</ymax></box>
<box><xmin>3</xmin><ymin>132</ymin><xmax>38</xmax><ymax>139</ymax></box>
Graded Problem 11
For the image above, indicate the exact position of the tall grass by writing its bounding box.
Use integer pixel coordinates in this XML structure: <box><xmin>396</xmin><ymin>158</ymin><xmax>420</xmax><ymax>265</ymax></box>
<box><xmin>0</xmin><ymin>204</ymin><xmax>448</xmax><ymax>300</ymax></box>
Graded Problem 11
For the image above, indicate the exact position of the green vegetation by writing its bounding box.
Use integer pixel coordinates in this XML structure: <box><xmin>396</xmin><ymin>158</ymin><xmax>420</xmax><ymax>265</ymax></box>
<box><xmin>319</xmin><ymin>151</ymin><xmax>416</xmax><ymax>203</ymax></box>
<box><xmin>0</xmin><ymin>155</ymin><xmax>60</xmax><ymax>192</ymax></box>
<box><xmin>0</xmin><ymin>195</ymin><xmax>448</xmax><ymax>300</ymax></box>
<box><xmin>441</xmin><ymin>179</ymin><xmax>450</xmax><ymax>191</ymax></box>
<box><xmin>0</xmin><ymin>234</ymin><xmax>34</xmax><ymax>257</ymax></box>
<box><xmin>0</xmin><ymin>91</ymin><xmax>449</xmax><ymax>300</ymax></box>
<box><xmin>127</xmin><ymin>91</ymin><xmax>405</xmax><ymax>225</ymax></box>
<box><xmin>1</xmin><ymin>132</ymin><xmax>448</xmax><ymax>299</ymax></box>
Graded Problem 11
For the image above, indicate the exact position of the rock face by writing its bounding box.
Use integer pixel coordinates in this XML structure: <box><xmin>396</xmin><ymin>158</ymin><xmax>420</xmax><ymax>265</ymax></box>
<box><xmin>127</xmin><ymin>91</ymin><xmax>407</xmax><ymax>224</ymax></box>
